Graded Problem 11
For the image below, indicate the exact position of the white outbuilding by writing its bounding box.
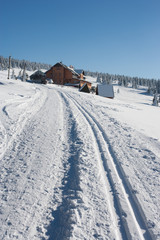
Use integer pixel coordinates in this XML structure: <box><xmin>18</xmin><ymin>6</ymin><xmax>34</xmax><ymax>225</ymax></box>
<box><xmin>96</xmin><ymin>83</ymin><xmax>114</xmax><ymax>99</ymax></box>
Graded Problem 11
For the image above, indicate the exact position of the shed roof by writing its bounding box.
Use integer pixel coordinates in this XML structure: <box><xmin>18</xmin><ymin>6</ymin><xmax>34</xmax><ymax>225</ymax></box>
<box><xmin>84</xmin><ymin>75</ymin><xmax>97</xmax><ymax>84</ymax></box>
<box><xmin>97</xmin><ymin>84</ymin><xmax>114</xmax><ymax>98</ymax></box>
<box><xmin>30</xmin><ymin>70</ymin><xmax>45</xmax><ymax>79</ymax></box>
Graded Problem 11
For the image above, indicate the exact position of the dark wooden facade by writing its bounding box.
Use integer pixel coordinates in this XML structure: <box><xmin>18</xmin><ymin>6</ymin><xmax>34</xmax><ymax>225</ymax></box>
<box><xmin>30</xmin><ymin>70</ymin><xmax>46</xmax><ymax>84</ymax></box>
<box><xmin>46</xmin><ymin>62</ymin><xmax>81</xmax><ymax>86</ymax></box>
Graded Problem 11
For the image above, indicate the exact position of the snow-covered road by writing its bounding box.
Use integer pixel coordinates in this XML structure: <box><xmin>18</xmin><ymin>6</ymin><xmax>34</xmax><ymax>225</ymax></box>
<box><xmin>0</xmin><ymin>72</ymin><xmax>160</xmax><ymax>239</ymax></box>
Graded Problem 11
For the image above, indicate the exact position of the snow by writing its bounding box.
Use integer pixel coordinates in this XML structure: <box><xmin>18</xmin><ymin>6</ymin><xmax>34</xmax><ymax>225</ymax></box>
<box><xmin>110</xmin><ymin>86</ymin><xmax>160</xmax><ymax>141</ymax></box>
<box><xmin>84</xmin><ymin>75</ymin><xmax>97</xmax><ymax>84</ymax></box>
<box><xmin>0</xmin><ymin>69</ymin><xmax>160</xmax><ymax>239</ymax></box>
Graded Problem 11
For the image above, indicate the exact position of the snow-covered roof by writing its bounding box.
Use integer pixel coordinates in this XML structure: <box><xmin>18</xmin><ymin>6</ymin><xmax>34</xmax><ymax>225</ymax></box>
<box><xmin>64</xmin><ymin>83</ymin><xmax>79</xmax><ymax>87</ymax></box>
<box><xmin>83</xmin><ymin>75</ymin><xmax>97</xmax><ymax>84</ymax></box>
<box><xmin>97</xmin><ymin>84</ymin><xmax>114</xmax><ymax>98</ymax></box>
<box><xmin>75</xmin><ymin>69</ymin><xmax>84</xmax><ymax>75</ymax></box>
<box><xmin>53</xmin><ymin>62</ymin><xmax>80</xmax><ymax>77</ymax></box>
<box><xmin>30</xmin><ymin>70</ymin><xmax>46</xmax><ymax>78</ymax></box>
<box><xmin>68</xmin><ymin>67</ymin><xmax>80</xmax><ymax>77</ymax></box>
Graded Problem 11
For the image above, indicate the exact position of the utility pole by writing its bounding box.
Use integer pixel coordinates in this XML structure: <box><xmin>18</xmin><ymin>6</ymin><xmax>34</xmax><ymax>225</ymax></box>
<box><xmin>8</xmin><ymin>56</ymin><xmax>11</xmax><ymax>79</ymax></box>
<box><xmin>22</xmin><ymin>62</ymin><xmax>26</xmax><ymax>82</ymax></box>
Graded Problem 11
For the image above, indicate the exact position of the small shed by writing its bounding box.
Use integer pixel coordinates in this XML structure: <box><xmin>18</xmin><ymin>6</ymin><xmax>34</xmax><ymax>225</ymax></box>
<box><xmin>96</xmin><ymin>84</ymin><xmax>114</xmax><ymax>99</ymax></box>
<box><xmin>79</xmin><ymin>83</ymin><xmax>90</xmax><ymax>93</ymax></box>
<box><xmin>30</xmin><ymin>70</ymin><xmax>46</xmax><ymax>84</ymax></box>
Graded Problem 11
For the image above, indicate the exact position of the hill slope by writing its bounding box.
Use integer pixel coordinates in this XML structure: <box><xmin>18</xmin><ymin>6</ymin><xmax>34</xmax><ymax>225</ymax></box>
<box><xmin>0</xmin><ymin>70</ymin><xmax>160</xmax><ymax>239</ymax></box>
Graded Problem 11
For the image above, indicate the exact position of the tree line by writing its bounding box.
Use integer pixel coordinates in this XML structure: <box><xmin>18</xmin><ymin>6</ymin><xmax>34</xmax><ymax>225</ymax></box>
<box><xmin>0</xmin><ymin>55</ymin><xmax>160</xmax><ymax>95</ymax></box>
<box><xmin>84</xmin><ymin>70</ymin><xmax>160</xmax><ymax>94</ymax></box>
<box><xmin>0</xmin><ymin>56</ymin><xmax>51</xmax><ymax>72</ymax></box>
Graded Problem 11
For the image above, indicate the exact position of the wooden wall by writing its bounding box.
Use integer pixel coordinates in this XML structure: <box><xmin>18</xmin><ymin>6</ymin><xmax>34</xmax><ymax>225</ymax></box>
<box><xmin>46</xmin><ymin>68</ymin><xmax>53</xmax><ymax>80</ymax></box>
<box><xmin>52</xmin><ymin>65</ymin><xmax>64</xmax><ymax>84</ymax></box>
<box><xmin>46</xmin><ymin>64</ymin><xmax>89</xmax><ymax>88</ymax></box>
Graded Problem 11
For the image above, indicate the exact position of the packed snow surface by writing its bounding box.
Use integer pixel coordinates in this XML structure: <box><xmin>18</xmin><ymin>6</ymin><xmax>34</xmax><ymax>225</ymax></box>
<box><xmin>0</xmin><ymin>70</ymin><xmax>160</xmax><ymax>240</ymax></box>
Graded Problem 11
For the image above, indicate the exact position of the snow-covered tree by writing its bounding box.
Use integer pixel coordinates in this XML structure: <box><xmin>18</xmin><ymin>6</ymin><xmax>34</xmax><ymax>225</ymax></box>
<box><xmin>0</xmin><ymin>55</ymin><xmax>51</xmax><ymax>71</ymax></box>
<box><xmin>0</xmin><ymin>64</ymin><xmax>3</xmax><ymax>71</ymax></box>
<box><xmin>18</xmin><ymin>70</ymin><xmax>22</xmax><ymax>79</ymax></box>
<box><xmin>152</xmin><ymin>94</ymin><xmax>158</xmax><ymax>106</ymax></box>
<box><xmin>11</xmin><ymin>69</ymin><xmax>15</xmax><ymax>79</ymax></box>
<box><xmin>97</xmin><ymin>75</ymin><xmax>102</xmax><ymax>83</ymax></box>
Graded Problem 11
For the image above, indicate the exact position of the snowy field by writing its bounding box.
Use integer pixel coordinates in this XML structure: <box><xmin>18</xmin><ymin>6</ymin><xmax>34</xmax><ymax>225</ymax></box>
<box><xmin>0</xmin><ymin>70</ymin><xmax>160</xmax><ymax>240</ymax></box>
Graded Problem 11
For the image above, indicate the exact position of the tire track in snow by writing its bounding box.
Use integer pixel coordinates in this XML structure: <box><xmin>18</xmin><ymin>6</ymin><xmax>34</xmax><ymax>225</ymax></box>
<box><xmin>47</xmin><ymin>91</ymin><xmax>121</xmax><ymax>239</ymax></box>
<box><xmin>57</xmin><ymin>93</ymin><xmax>121</xmax><ymax>239</ymax></box>
<box><xmin>64</xmin><ymin>92</ymin><xmax>155</xmax><ymax>240</ymax></box>
<box><xmin>46</xmin><ymin>93</ymin><xmax>83</xmax><ymax>240</ymax></box>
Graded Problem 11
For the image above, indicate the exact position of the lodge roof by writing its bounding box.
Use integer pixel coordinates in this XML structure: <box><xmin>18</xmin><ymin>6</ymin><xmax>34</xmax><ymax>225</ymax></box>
<box><xmin>53</xmin><ymin>62</ymin><xmax>80</xmax><ymax>77</ymax></box>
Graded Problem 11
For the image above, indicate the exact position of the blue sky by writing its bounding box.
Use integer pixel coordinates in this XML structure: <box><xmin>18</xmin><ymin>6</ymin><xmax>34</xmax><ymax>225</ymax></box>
<box><xmin>1</xmin><ymin>0</ymin><xmax>160</xmax><ymax>79</ymax></box>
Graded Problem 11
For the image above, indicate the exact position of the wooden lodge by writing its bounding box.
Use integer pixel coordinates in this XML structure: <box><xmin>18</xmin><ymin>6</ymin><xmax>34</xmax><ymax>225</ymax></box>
<box><xmin>45</xmin><ymin>62</ymin><xmax>92</xmax><ymax>89</ymax></box>
<box><xmin>46</xmin><ymin>62</ymin><xmax>81</xmax><ymax>86</ymax></box>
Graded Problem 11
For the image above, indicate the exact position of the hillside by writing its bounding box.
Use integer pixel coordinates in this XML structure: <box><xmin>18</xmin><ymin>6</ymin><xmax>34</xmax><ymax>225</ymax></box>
<box><xmin>0</xmin><ymin>70</ymin><xmax>160</xmax><ymax>239</ymax></box>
